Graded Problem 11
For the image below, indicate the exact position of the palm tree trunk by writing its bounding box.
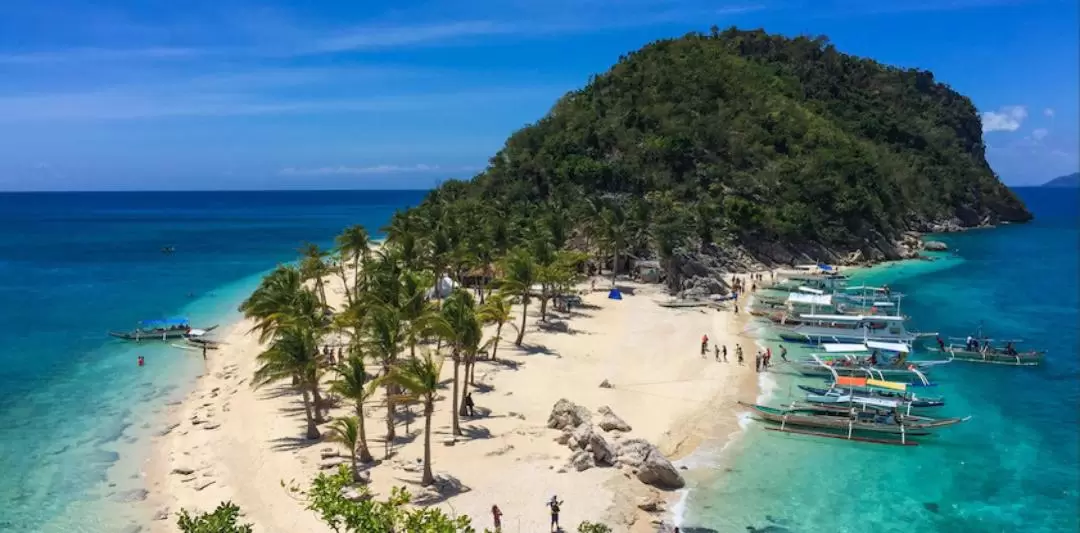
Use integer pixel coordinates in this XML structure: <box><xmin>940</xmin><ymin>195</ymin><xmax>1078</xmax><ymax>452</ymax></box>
<box><xmin>612</xmin><ymin>246</ymin><xmax>619</xmax><ymax>287</ymax></box>
<box><xmin>451</xmin><ymin>351</ymin><xmax>462</xmax><ymax>436</ymax></box>
<box><xmin>350</xmin><ymin>452</ymin><xmax>360</xmax><ymax>482</ymax></box>
<box><xmin>301</xmin><ymin>389</ymin><xmax>320</xmax><ymax>440</ymax></box>
<box><xmin>422</xmin><ymin>400</ymin><xmax>434</xmax><ymax>486</ymax></box>
<box><xmin>337</xmin><ymin>267</ymin><xmax>352</xmax><ymax>306</ymax></box>
<box><xmin>312</xmin><ymin>386</ymin><xmax>326</xmax><ymax>424</ymax></box>
<box><xmin>539</xmin><ymin>284</ymin><xmax>549</xmax><ymax>322</ymax></box>
<box><xmin>460</xmin><ymin>359</ymin><xmax>472</xmax><ymax>413</ymax></box>
<box><xmin>384</xmin><ymin>381</ymin><xmax>396</xmax><ymax>445</ymax></box>
<box><xmin>356</xmin><ymin>405</ymin><xmax>373</xmax><ymax>463</ymax></box>
<box><xmin>352</xmin><ymin>255</ymin><xmax>360</xmax><ymax>302</ymax></box>
<box><xmin>492</xmin><ymin>323</ymin><xmax>503</xmax><ymax>361</ymax></box>
<box><xmin>515</xmin><ymin>299</ymin><xmax>528</xmax><ymax>346</ymax></box>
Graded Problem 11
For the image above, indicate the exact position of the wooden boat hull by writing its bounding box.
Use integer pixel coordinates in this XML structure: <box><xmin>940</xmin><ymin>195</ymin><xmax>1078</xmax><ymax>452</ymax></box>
<box><xmin>109</xmin><ymin>330</ymin><xmax>190</xmax><ymax>341</ymax></box>
<box><xmin>798</xmin><ymin>385</ymin><xmax>944</xmax><ymax>408</ymax></box>
<box><xmin>932</xmin><ymin>347</ymin><xmax>1044</xmax><ymax>366</ymax></box>
<box><xmin>794</xmin><ymin>364</ymin><xmax>933</xmax><ymax>380</ymax></box>
<box><xmin>739</xmin><ymin>402</ymin><xmax>967</xmax><ymax>435</ymax></box>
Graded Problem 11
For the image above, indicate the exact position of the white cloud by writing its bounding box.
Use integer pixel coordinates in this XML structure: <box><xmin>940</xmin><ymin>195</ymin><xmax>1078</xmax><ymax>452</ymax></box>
<box><xmin>1031</xmin><ymin>128</ymin><xmax>1049</xmax><ymax>141</ymax></box>
<box><xmin>1044</xmin><ymin>108</ymin><xmax>1055</xmax><ymax>118</ymax></box>
<box><xmin>981</xmin><ymin>105</ymin><xmax>1028</xmax><ymax>133</ymax></box>
<box><xmin>280</xmin><ymin>164</ymin><xmax>474</xmax><ymax>176</ymax></box>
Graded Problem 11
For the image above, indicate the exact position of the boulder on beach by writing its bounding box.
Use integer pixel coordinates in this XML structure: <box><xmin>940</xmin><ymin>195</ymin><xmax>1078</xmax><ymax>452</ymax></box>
<box><xmin>923</xmin><ymin>240</ymin><xmax>949</xmax><ymax>251</ymax></box>
<box><xmin>569</xmin><ymin>449</ymin><xmax>595</xmax><ymax>472</ymax></box>
<box><xmin>547</xmin><ymin>398</ymin><xmax>592</xmax><ymax>430</ymax></box>
<box><xmin>588</xmin><ymin>431</ymin><xmax>617</xmax><ymax>466</ymax></box>
<box><xmin>616</xmin><ymin>438</ymin><xmax>685</xmax><ymax>489</ymax></box>
<box><xmin>597</xmin><ymin>405</ymin><xmax>632</xmax><ymax>432</ymax></box>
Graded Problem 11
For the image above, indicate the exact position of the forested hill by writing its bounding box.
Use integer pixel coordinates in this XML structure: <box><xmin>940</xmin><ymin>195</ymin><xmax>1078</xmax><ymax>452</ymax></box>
<box><xmin>410</xmin><ymin>28</ymin><xmax>1032</xmax><ymax>268</ymax></box>
<box><xmin>1042</xmin><ymin>173</ymin><xmax>1079</xmax><ymax>187</ymax></box>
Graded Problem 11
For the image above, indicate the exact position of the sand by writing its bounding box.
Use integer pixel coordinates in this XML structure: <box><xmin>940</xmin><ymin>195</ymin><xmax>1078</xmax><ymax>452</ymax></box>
<box><xmin>145</xmin><ymin>272</ymin><xmax>761</xmax><ymax>533</ymax></box>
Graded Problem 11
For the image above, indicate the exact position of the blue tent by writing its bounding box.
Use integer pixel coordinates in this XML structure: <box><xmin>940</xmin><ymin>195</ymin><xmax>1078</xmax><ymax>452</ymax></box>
<box><xmin>817</xmin><ymin>263</ymin><xmax>834</xmax><ymax>272</ymax></box>
<box><xmin>608</xmin><ymin>288</ymin><xmax>623</xmax><ymax>300</ymax></box>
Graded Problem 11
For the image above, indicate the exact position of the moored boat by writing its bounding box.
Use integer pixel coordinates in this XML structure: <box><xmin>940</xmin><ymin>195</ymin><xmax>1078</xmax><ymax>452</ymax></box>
<box><xmin>109</xmin><ymin>318</ymin><xmax>218</xmax><ymax>342</ymax></box>
<box><xmin>739</xmin><ymin>401</ymin><xmax>969</xmax><ymax>445</ymax></box>
<box><xmin>773</xmin><ymin>313</ymin><xmax>935</xmax><ymax>346</ymax></box>
<box><xmin>931</xmin><ymin>334</ymin><xmax>1045</xmax><ymax>366</ymax></box>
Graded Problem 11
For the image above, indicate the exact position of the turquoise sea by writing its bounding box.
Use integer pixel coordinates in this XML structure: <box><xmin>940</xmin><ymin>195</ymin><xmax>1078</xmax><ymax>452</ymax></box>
<box><xmin>681</xmin><ymin>187</ymin><xmax>1079</xmax><ymax>533</ymax></box>
<box><xmin>0</xmin><ymin>190</ymin><xmax>425</xmax><ymax>533</ymax></box>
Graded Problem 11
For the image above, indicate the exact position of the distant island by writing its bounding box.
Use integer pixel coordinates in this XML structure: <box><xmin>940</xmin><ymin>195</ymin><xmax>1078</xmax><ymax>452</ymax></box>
<box><xmin>1042</xmin><ymin>172</ymin><xmax>1079</xmax><ymax>188</ymax></box>
<box><xmin>410</xmin><ymin>27</ymin><xmax>1031</xmax><ymax>275</ymax></box>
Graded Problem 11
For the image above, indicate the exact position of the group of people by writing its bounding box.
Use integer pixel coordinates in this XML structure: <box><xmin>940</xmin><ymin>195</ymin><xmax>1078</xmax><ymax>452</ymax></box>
<box><xmin>700</xmin><ymin>335</ymin><xmax>787</xmax><ymax>370</ymax></box>
<box><xmin>489</xmin><ymin>497</ymin><xmax>681</xmax><ymax>533</ymax></box>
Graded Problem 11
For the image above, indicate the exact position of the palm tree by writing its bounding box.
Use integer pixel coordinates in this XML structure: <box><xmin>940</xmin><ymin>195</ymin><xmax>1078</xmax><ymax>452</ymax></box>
<box><xmin>326</xmin><ymin>417</ymin><xmax>365</xmax><ymax>482</ymax></box>
<box><xmin>424</xmin><ymin>289</ymin><xmax>481</xmax><ymax>436</ymax></box>
<box><xmin>600</xmin><ymin>203</ymin><xmax>629</xmax><ymax>287</ymax></box>
<box><xmin>478</xmin><ymin>292</ymin><xmax>514</xmax><ymax>362</ymax></box>
<box><xmin>365</xmin><ymin>303</ymin><xmax>406</xmax><ymax>448</ymax></box>
<box><xmin>383</xmin><ymin>353</ymin><xmax>442</xmax><ymax>486</ymax></box>
<box><xmin>329</xmin><ymin>354</ymin><xmax>376</xmax><ymax>463</ymax></box>
<box><xmin>335</xmin><ymin>224</ymin><xmax>371</xmax><ymax>304</ymax></box>
<box><xmin>251</xmin><ymin>326</ymin><xmax>324</xmax><ymax>439</ymax></box>
<box><xmin>299</xmin><ymin>242</ymin><xmax>330</xmax><ymax>309</ymax></box>
<box><xmin>239</xmin><ymin>266</ymin><xmax>322</xmax><ymax>343</ymax></box>
<box><xmin>499</xmin><ymin>247</ymin><xmax>539</xmax><ymax>346</ymax></box>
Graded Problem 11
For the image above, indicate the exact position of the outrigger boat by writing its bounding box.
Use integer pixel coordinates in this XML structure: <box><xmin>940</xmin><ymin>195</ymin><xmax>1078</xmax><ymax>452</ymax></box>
<box><xmin>773</xmin><ymin>313</ymin><xmax>935</xmax><ymax>346</ymax></box>
<box><xmin>739</xmin><ymin>401</ymin><xmax>969</xmax><ymax>446</ymax></box>
<box><xmin>800</xmin><ymin>371</ymin><xmax>945</xmax><ymax>412</ymax></box>
<box><xmin>931</xmin><ymin>334</ymin><xmax>1045</xmax><ymax>366</ymax></box>
<box><xmin>109</xmin><ymin>318</ymin><xmax>218</xmax><ymax>342</ymax></box>
<box><xmin>791</xmin><ymin>350</ymin><xmax>946</xmax><ymax>382</ymax></box>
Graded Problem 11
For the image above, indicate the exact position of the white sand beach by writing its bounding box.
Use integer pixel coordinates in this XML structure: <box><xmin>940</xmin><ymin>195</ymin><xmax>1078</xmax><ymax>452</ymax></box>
<box><xmin>146</xmin><ymin>272</ymin><xmax>760</xmax><ymax>533</ymax></box>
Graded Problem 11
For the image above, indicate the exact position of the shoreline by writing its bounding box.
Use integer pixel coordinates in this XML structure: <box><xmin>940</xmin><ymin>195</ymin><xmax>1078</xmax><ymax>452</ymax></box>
<box><xmin>145</xmin><ymin>271</ymin><xmax>765</xmax><ymax>532</ymax></box>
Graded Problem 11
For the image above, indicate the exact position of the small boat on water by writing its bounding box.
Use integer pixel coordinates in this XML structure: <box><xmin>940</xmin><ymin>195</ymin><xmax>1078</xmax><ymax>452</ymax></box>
<box><xmin>791</xmin><ymin>352</ymin><xmax>943</xmax><ymax>381</ymax></box>
<box><xmin>109</xmin><ymin>318</ymin><xmax>218</xmax><ymax>342</ymax></box>
<box><xmin>799</xmin><ymin>374</ymin><xmax>945</xmax><ymax>409</ymax></box>
<box><xmin>931</xmin><ymin>334</ymin><xmax>1045</xmax><ymax>366</ymax></box>
<box><xmin>739</xmin><ymin>401</ymin><xmax>969</xmax><ymax>445</ymax></box>
<box><xmin>800</xmin><ymin>383</ymin><xmax>945</xmax><ymax>410</ymax></box>
<box><xmin>773</xmin><ymin>313</ymin><xmax>935</xmax><ymax>346</ymax></box>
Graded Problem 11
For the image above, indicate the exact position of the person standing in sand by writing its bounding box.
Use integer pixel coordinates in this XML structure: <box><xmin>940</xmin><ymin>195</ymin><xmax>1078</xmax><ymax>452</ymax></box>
<box><xmin>714</xmin><ymin>344</ymin><xmax>720</xmax><ymax>361</ymax></box>
<box><xmin>722</xmin><ymin>345</ymin><xmax>728</xmax><ymax>362</ymax></box>
<box><xmin>736</xmin><ymin>344</ymin><xmax>744</xmax><ymax>365</ymax></box>
<box><xmin>701</xmin><ymin>334</ymin><xmax>709</xmax><ymax>356</ymax></box>
<box><xmin>491</xmin><ymin>504</ymin><xmax>503</xmax><ymax>532</ymax></box>
<box><xmin>755</xmin><ymin>350</ymin><xmax>762</xmax><ymax>372</ymax></box>
<box><xmin>547</xmin><ymin>495</ymin><xmax>563</xmax><ymax>532</ymax></box>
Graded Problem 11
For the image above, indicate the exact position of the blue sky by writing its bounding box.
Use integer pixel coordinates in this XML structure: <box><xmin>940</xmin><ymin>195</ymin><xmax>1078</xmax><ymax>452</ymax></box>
<box><xmin>0</xmin><ymin>0</ymin><xmax>1076</xmax><ymax>191</ymax></box>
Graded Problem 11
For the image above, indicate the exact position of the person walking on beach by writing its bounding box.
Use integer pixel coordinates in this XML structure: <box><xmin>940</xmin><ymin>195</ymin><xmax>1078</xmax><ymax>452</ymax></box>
<box><xmin>491</xmin><ymin>504</ymin><xmax>503</xmax><ymax>532</ymax></box>
<box><xmin>701</xmin><ymin>334</ymin><xmax>709</xmax><ymax>356</ymax></box>
<box><xmin>714</xmin><ymin>344</ymin><xmax>720</xmax><ymax>362</ymax></box>
<box><xmin>754</xmin><ymin>351</ymin><xmax>762</xmax><ymax>372</ymax></box>
<box><xmin>547</xmin><ymin>495</ymin><xmax>563</xmax><ymax>532</ymax></box>
<box><xmin>722</xmin><ymin>345</ymin><xmax>728</xmax><ymax>362</ymax></box>
<box><xmin>764</xmin><ymin>348</ymin><xmax>772</xmax><ymax>370</ymax></box>
<box><xmin>779</xmin><ymin>344</ymin><xmax>788</xmax><ymax>362</ymax></box>
<box><xmin>201</xmin><ymin>344</ymin><xmax>207</xmax><ymax>361</ymax></box>
<box><xmin>736</xmin><ymin>345</ymin><xmax>744</xmax><ymax>365</ymax></box>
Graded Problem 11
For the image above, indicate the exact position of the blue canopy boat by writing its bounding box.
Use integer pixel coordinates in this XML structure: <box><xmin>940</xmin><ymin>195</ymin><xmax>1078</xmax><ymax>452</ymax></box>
<box><xmin>109</xmin><ymin>317</ymin><xmax>217</xmax><ymax>341</ymax></box>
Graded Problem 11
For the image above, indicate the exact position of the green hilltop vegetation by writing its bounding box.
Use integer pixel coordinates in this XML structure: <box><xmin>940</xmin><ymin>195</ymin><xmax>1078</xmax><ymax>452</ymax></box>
<box><xmin>1042</xmin><ymin>172</ymin><xmax>1079</xmax><ymax>187</ymax></box>
<box><xmin>409</xmin><ymin>27</ymin><xmax>1031</xmax><ymax>272</ymax></box>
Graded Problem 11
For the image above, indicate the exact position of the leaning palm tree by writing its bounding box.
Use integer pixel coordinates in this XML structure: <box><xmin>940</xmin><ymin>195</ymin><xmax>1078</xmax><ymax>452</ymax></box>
<box><xmin>329</xmin><ymin>353</ymin><xmax>376</xmax><ymax>463</ymax></box>
<box><xmin>335</xmin><ymin>224</ymin><xmax>371</xmax><ymax>304</ymax></box>
<box><xmin>326</xmin><ymin>417</ymin><xmax>364</xmax><ymax>482</ymax></box>
<box><xmin>251</xmin><ymin>326</ymin><xmax>324</xmax><ymax>439</ymax></box>
<box><xmin>498</xmin><ymin>247</ymin><xmax>539</xmax><ymax>346</ymax></box>
<box><xmin>478</xmin><ymin>291</ymin><xmax>514</xmax><ymax>362</ymax></box>
<box><xmin>383</xmin><ymin>353</ymin><xmax>443</xmax><ymax>486</ymax></box>
<box><xmin>239</xmin><ymin>266</ymin><xmax>317</xmax><ymax>343</ymax></box>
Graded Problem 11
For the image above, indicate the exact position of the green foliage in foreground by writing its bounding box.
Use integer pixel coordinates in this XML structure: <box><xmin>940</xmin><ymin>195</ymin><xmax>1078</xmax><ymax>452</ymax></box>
<box><xmin>405</xmin><ymin>27</ymin><xmax>1030</xmax><ymax>261</ymax></box>
<box><xmin>178</xmin><ymin>466</ymin><xmax>615</xmax><ymax>532</ymax></box>
<box><xmin>176</xmin><ymin>502</ymin><xmax>252</xmax><ymax>533</ymax></box>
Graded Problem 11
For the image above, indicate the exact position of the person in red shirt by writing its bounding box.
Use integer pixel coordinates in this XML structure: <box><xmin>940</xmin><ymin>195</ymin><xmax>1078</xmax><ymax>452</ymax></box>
<box><xmin>700</xmin><ymin>334</ymin><xmax>709</xmax><ymax>356</ymax></box>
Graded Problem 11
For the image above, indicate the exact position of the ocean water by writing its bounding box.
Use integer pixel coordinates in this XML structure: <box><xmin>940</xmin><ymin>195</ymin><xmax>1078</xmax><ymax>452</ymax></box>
<box><xmin>0</xmin><ymin>190</ymin><xmax>425</xmax><ymax>533</ymax></box>
<box><xmin>683</xmin><ymin>187</ymin><xmax>1079</xmax><ymax>533</ymax></box>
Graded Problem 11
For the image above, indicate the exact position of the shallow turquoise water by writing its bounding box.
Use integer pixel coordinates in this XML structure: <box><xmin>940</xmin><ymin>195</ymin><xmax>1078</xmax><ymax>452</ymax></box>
<box><xmin>0</xmin><ymin>191</ymin><xmax>424</xmax><ymax>532</ymax></box>
<box><xmin>683</xmin><ymin>188</ymin><xmax>1079</xmax><ymax>533</ymax></box>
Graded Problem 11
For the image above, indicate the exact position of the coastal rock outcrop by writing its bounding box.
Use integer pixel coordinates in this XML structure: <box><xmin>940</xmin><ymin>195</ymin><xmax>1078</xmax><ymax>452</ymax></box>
<box><xmin>616</xmin><ymin>438</ymin><xmax>685</xmax><ymax>489</ymax></box>
<box><xmin>569</xmin><ymin>450</ymin><xmax>595</xmax><ymax>471</ymax></box>
<box><xmin>597</xmin><ymin>406</ymin><xmax>632</xmax><ymax>432</ymax></box>
<box><xmin>547</xmin><ymin>398</ymin><xmax>592</xmax><ymax>430</ymax></box>
<box><xmin>924</xmin><ymin>240</ymin><xmax>949</xmax><ymax>251</ymax></box>
<box><xmin>588</xmin><ymin>431</ymin><xmax>617</xmax><ymax>466</ymax></box>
